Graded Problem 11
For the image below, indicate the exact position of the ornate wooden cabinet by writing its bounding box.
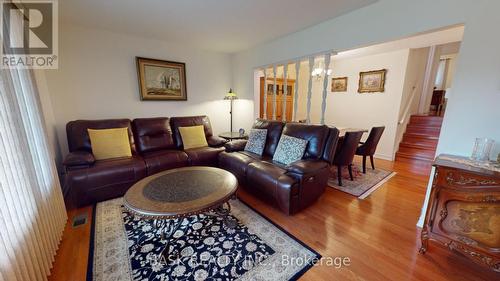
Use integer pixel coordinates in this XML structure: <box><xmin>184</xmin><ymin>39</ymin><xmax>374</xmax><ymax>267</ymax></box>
<box><xmin>420</xmin><ymin>154</ymin><xmax>500</xmax><ymax>272</ymax></box>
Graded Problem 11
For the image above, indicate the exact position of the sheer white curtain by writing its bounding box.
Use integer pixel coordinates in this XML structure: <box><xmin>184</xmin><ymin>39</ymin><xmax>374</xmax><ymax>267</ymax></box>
<box><xmin>0</xmin><ymin>6</ymin><xmax>67</xmax><ymax>281</ymax></box>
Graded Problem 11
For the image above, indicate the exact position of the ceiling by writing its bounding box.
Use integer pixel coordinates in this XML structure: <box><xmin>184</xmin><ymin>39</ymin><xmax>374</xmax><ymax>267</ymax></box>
<box><xmin>262</xmin><ymin>25</ymin><xmax>464</xmax><ymax>79</ymax></box>
<box><xmin>60</xmin><ymin>0</ymin><xmax>377</xmax><ymax>53</ymax></box>
<box><xmin>335</xmin><ymin>25</ymin><xmax>464</xmax><ymax>60</ymax></box>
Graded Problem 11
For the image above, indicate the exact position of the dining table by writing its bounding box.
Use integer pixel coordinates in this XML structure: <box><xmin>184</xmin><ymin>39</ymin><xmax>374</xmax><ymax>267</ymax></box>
<box><xmin>337</xmin><ymin>127</ymin><xmax>369</xmax><ymax>137</ymax></box>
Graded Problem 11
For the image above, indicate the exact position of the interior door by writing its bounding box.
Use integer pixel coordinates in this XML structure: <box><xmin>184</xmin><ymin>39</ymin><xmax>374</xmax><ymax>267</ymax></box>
<box><xmin>259</xmin><ymin>77</ymin><xmax>295</xmax><ymax>121</ymax></box>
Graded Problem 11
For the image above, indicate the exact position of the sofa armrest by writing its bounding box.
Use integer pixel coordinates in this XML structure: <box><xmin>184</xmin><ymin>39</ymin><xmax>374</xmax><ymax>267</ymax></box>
<box><xmin>207</xmin><ymin>135</ymin><xmax>228</xmax><ymax>147</ymax></box>
<box><xmin>286</xmin><ymin>159</ymin><xmax>328</xmax><ymax>175</ymax></box>
<box><xmin>224</xmin><ymin>139</ymin><xmax>248</xmax><ymax>152</ymax></box>
<box><xmin>63</xmin><ymin>151</ymin><xmax>95</xmax><ymax>170</ymax></box>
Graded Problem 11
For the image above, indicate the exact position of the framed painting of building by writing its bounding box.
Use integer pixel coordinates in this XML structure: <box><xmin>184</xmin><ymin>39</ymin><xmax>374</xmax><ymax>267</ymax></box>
<box><xmin>136</xmin><ymin>57</ymin><xmax>187</xmax><ymax>100</ymax></box>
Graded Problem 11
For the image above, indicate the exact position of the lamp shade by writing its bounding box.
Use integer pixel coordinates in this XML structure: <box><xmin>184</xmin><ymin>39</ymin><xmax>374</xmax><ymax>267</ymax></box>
<box><xmin>224</xmin><ymin>88</ymin><xmax>238</xmax><ymax>100</ymax></box>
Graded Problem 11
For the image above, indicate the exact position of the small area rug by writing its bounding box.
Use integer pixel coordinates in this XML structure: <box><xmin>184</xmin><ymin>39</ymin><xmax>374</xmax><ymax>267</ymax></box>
<box><xmin>88</xmin><ymin>198</ymin><xmax>320</xmax><ymax>281</ymax></box>
<box><xmin>328</xmin><ymin>166</ymin><xmax>396</xmax><ymax>199</ymax></box>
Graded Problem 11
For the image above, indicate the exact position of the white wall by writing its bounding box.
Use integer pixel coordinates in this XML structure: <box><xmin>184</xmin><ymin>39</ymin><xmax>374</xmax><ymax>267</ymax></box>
<box><xmin>233</xmin><ymin>0</ymin><xmax>500</xmax><ymax>157</ymax></box>
<box><xmin>44</xmin><ymin>24</ymin><xmax>254</xmax><ymax>157</ymax></box>
<box><xmin>436</xmin><ymin>1</ymin><xmax>500</xmax><ymax>159</ymax></box>
<box><xmin>233</xmin><ymin>0</ymin><xmax>500</xmax><ymax>159</ymax></box>
<box><xmin>395</xmin><ymin>47</ymin><xmax>429</xmax><ymax>151</ymax></box>
<box><xmin>442</xmin><ymin>54</ymin><xmax>458</xmax><ymax>89</ymax></box>
<box><xmin>231</xmin><ymin>0</ymin><xmax>500</xmax><ymax>227</ymax></box>
<box><xmin>438</xmin><ymin>42</ymin><xmax>461</xmax><ymax>91</ymax></box>
<box><xmin>255</xmin><ymin>48</ymin><xmax>428</xmax><ymax>160</ymax></box>
<box><xmin>293</xmin><ymin>50</ymin><xmax>411</xmax><ymax>160</ymax></box>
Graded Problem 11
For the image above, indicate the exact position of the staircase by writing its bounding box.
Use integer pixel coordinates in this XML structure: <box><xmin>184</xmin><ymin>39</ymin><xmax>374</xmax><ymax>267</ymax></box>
<box><xmin>395</xmin><ymin>115</ymin><xmax>443</xmax><ymax>161</ymax></box>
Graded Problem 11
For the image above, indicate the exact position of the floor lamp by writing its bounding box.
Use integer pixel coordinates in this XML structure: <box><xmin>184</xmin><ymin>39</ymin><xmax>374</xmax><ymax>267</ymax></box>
<box><xmin>224</xmin><ymin>88</ymin><xmax>238</xmax><ymax>132</ymax></box>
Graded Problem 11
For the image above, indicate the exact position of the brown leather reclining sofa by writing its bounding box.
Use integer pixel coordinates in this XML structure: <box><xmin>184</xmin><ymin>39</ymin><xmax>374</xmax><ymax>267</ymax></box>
<box><xmin>219</xmin><ymin>119</ymin><xmax>339</xmax><ymax>215</ymax></box>
<box><xmin>63</xmin><ymin>116</ymin><xmax>339</xmax><ymax>214</ymax></box>
<box><xmin>63</xmin><ymin>116</ymin><xmax>226</xmax><ymax>207</ymax></box>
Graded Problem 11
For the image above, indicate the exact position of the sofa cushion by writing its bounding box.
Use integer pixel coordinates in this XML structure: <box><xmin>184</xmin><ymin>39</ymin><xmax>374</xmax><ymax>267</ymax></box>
<box><xmin>272</xmin><ymin>135</ymin><xmax>308</xmax><ymax>165</ymax></box>
<box><xmin>281</xmin><ymin>123</ymin><xmax>330</xmax><ymax>159</ymax></box>
<box><xmin>239</xmin><ymin>150</ymin><xmax>272</xmax><ymax>161</ymax></box>
<box><xmin>285</xmin><ymin>159</ymin><xmax>329</xmax><ymax>175</ymax></box>
<box><xmin>246</xmin><ymin>161</ymin><xmax>299</xmax><ymax>213</ymax></box>
<box><xmin>66</xmin><ymin>119</ymin><xmax>136</xmax><ymax>154</ymax></box>
<box><xmin>87</xmin><ymin>128</ymin><xmax>132</xmax><ymax>160</ymax></box>
<box><xmin>170</xmin><ymin>116</ymin><xmax>214</xmax><ymax>149</ymax></box>
<box><xmin>179</xmin><ymin>125</ymin><xmax>209</xmax><ymax>149</ymax></box>
<box><xmin>142</xmin><ymin>150</ymin><xmax>189</xmax><ymax>175</ymax></box>
<box><xmin>244</xmin><ymin>128</ymin><xmax>267</xmax><ymax>155</ymax></box>
<box><xmin>66</xmin><ymin>156</ymin><xmax>147</xmax><ymax>207</ymax></box>
<box><xmin>132</xmin><ymin>117</ymin><xmax>175</xmax><ymax>153</ymax></box>
<box><xmin>218</xmin><ymin>151</ymin><xmax>259</xmax><ymax>182</ymax></box>
<box><xmin>246</xmin><ymin>162</ymin><xmax>291</xmax><ymax>192</ymax></box>
<box><xmin>84</xmin><ymin>156</ymin><xmax>146</xmax><ymax>186</ymax></box>
<box><xmin>185</xmin><ymin>146</ymin><xmax>225</xmax><ymax>166</ymax></box>
<box><xmin>251</xmin><ymin>119</ymin><xmax>285</xmax><ymax>157</ymax></box>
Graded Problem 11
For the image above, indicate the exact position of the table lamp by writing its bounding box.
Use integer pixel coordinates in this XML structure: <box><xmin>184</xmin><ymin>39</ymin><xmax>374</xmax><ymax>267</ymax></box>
<box><xmin>224</xmin><ymin>88</ymin><xmax>238</xmax><ymax>132</ymax></box>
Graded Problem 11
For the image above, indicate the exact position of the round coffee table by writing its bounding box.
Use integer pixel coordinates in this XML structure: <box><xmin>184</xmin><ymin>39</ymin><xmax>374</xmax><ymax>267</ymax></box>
<box><xmin>123</xmin><ymin>166</ymin><xmax>238</xmax><ymax>262</ymax></box>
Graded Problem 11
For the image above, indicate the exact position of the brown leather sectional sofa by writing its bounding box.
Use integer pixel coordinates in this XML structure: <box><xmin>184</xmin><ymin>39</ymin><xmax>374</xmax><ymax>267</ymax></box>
<box><xmin>63</xmin><ymin>116</ymin><xmax>226</xmax><ymax>207</ymax></box>
<box><xmin>63</xmin><ymin>116</ymin><xmax>339</xmax><ymax>215</ymax></box>
<box><xmin>219</xmin><ymin>119</ymin><xmax>339</xmax><ymax>215</ymax></box>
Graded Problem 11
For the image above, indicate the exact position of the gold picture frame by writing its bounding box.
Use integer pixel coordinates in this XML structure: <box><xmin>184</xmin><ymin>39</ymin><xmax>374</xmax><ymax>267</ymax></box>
<box><xmin>358</xmin><ymin>69</ymin><xmax>386</xmax><ymax>93</ymax></box>
<box><xmin>331</xmin><ymin>77</ymin><xmax>348</xmax><ymax>92</ymax></box>
<box><xmin>136</xmin><ymin>57</ymin><xmax>187</xmax><ymax>101</ymax></box>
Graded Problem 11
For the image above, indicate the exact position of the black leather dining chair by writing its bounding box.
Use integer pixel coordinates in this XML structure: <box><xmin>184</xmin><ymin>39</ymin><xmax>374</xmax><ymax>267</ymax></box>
<box><xmin>355</xmin><ymin>126</ymin><xmax>385</xmax><ymax>173</ymax></box>
<box><xmin>333</xmin><ymin>131</ymin><xmax>364</xmax><ymax>186</ymax></box>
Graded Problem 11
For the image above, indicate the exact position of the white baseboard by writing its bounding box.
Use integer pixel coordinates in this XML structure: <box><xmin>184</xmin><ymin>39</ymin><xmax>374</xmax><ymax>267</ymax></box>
<box><xmin>373</xmin><ymin>153</ymin><xmax>394</xmax><ymax>161</ymax></box>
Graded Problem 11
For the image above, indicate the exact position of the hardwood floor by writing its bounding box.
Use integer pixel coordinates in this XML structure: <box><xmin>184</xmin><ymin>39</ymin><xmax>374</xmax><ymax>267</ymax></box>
<box><xmin>48</xmin><ymin>157</ymin><xmax>499</xmax><ymax>281</ymax></box>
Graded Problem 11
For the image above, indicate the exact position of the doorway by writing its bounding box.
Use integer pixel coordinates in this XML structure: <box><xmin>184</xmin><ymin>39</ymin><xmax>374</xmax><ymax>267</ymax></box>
<box><xmin>419</xmin><ymin>42</ymin><xmax>461</xmax><ymax>116</ymax></box>
<box><xmin>429</xmin><ymin>53</ymin><xmax>458</xmax><ymax>116</ymax></box>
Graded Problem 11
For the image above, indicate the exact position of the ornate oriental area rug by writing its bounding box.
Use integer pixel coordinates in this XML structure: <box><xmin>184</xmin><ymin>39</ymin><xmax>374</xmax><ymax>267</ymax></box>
<box><xmin>88</xmin><ymin>198</ymin><xmax>320</xmax><ymax>281</ymax></box>
<box><xmin>328</xmin><ymin>165</ymin><xmax>396</xmax><ymax>199</ymax></box>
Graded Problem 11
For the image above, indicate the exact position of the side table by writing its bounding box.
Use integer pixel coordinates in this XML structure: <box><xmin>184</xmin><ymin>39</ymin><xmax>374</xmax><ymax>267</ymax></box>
<box><xmin>219</xmin><ymin>132</ymin><xmax>248</xmax><ymax>141</ymax></box>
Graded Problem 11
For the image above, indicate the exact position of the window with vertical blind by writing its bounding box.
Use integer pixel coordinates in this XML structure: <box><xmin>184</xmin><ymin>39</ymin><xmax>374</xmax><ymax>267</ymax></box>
<box><xmin>0</xmin><ymin>57</ymin><xmax>67</xmax><ymax>281</ymax></box>
<box><xmin>0</xmin><ymin>7</ymin><xmax>67</xmax><ymax>281</ymax></box>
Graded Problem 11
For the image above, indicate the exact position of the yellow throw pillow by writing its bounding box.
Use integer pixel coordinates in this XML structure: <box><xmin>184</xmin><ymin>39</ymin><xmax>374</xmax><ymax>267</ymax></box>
<box><xmin>178</xmin><ymin>125</ymin><xmax>208</xmax><ymax>149</ymax></box>
<box><xmin>87</xmin><ymin>128</ymin><xmax>132</xmax><ymax>160</ymax></box>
